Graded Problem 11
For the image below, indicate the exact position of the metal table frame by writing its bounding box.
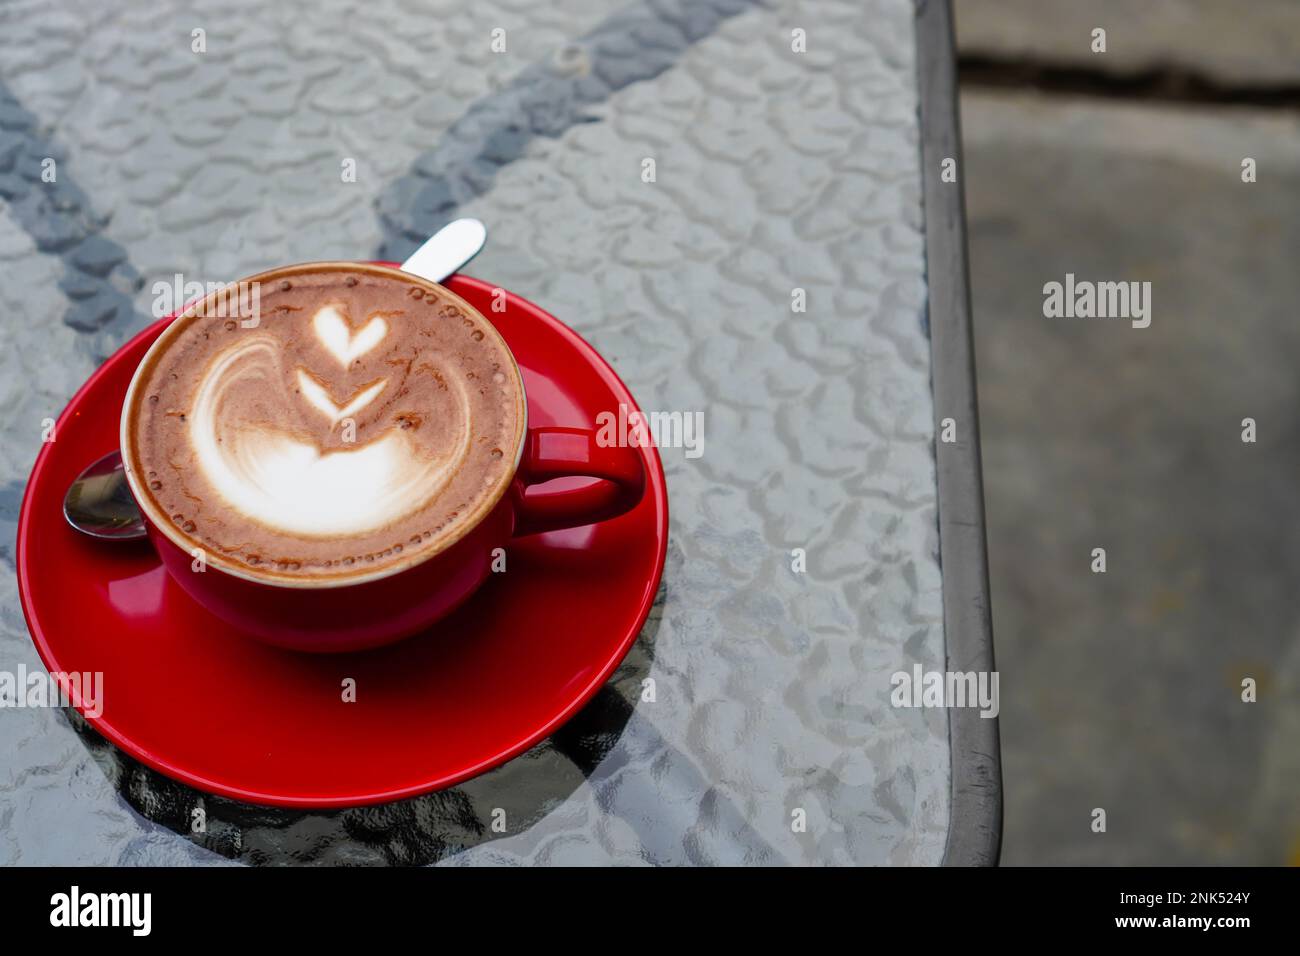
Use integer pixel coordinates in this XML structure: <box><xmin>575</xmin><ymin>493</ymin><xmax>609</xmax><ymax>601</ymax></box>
<box><xmin>916</xmin><ymin>0</ymin><xmax>1002</xmax><ymax>866</ymax></box>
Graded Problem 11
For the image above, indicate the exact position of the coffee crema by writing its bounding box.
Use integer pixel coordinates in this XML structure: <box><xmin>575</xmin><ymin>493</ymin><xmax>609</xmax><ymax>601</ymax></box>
<box><xmin>124</xmin><ymin>264</ymin><xmax>526</xmax><ymax>583</ymax></box>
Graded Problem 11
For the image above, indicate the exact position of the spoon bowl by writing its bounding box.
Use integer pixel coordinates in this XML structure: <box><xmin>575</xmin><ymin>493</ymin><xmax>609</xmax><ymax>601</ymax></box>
<box><xmin>63</xmin><ymin>450</ymin><xmax>147</xmax><ymax>540</ymax></box>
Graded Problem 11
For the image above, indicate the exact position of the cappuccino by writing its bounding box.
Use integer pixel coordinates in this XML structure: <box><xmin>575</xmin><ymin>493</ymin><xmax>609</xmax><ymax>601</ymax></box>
<box><xmin>124</xmin><ymin>264</ymin><xmax>526</xmax><ymax>583</ymax></box>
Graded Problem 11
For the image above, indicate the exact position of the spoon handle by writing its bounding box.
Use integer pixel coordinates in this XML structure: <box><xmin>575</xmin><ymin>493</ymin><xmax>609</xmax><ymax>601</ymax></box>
<box><xmin>399</xmin><ymin>219</ymin><xmax>487</xmax><ymax>284</ymax></box>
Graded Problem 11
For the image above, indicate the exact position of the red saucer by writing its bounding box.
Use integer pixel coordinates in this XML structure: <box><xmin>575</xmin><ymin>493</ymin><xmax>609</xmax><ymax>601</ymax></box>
<box><xmin>17</xmin><ymin>273</ymin><xmax>668</xmax><ymax>808</ymax></box>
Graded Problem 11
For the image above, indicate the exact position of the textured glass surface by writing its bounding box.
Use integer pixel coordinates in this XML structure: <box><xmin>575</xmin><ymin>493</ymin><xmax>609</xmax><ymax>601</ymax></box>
<box><xmin>0</xmin><ymin>0</ymin><xmax>947</xmax><ymax>864</ymax></box>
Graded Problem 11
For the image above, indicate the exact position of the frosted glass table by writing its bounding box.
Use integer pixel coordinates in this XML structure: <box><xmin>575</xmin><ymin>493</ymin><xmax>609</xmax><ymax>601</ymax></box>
<box><xmin>0</xmin><ymin>0</ymin><xmax>998</xmax><ymax>865</ymax></box>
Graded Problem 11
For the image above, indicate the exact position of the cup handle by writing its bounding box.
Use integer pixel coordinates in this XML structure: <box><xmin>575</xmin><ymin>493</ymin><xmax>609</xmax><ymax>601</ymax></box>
<box><xmin>513</xmin><ymin>426</ymin><xmax>646</xmax><ymax>537</ymax></box>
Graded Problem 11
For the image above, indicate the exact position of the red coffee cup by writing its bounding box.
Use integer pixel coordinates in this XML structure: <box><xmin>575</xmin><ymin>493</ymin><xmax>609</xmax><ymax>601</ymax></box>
<box><xmin>120</xmin><ymin>263</ymin><xmax>645</xmax><ymax>653</ymax></box>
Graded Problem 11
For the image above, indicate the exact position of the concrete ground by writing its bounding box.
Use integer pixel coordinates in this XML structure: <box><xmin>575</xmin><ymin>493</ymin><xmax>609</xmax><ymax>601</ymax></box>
<box><xmin>958</xmin><ymin>0</ymin><xmax>1300</xmax><ymax>87</ymax></box>
<box><xmin>957</xmin><ymin>3</ymin><xmax>1300</xmax><ymax>865</ymax></box>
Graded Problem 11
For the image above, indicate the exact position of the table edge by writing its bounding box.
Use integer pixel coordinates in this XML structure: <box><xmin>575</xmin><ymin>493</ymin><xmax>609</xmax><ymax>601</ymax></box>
<box><xmin>914</xmin><ymin>0</ymin><xmax>1005</xmax><ymax>867</ymax></box>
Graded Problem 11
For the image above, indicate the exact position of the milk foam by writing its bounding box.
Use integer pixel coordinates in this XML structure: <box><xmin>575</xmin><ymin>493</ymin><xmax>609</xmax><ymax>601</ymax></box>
<box><xmin>189</xmin><ymin>320</ymin><xmax>471</xmax><ymax>538</ymax></box>
<box><xmin>132</xmin><ymin>266</ymin><xmax>524</xmax><ymax>581</ymax></box>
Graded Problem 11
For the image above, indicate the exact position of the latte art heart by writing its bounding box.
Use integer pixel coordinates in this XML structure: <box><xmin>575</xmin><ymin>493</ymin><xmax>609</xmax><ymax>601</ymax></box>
<box><xmin>190</xmin><ymin>333</ymin><xmax>471</xmax><ymax>537</ymax></box>
<box><xmin>126</xmin><ymin>266</ymin><xmax>525</xmax><ymax>581</ymax></box>
<box><xmin>313</xmin><ymin>305</ymin><xmax>388</xmax><ymax>365</ymax></box>
<box><xmin>295</xmin><ymin>370</ymin><xmax>386</xmax><ymax>425</ymax></box>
